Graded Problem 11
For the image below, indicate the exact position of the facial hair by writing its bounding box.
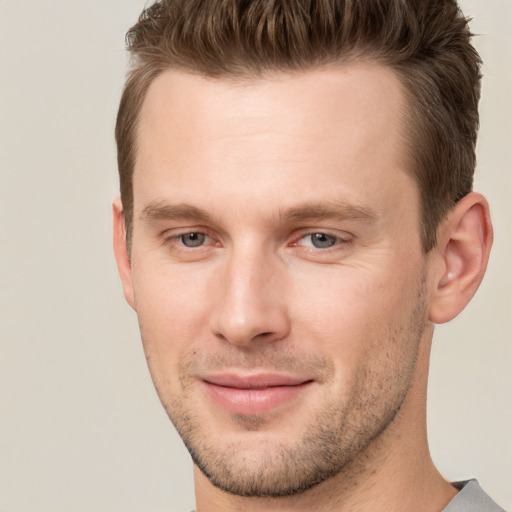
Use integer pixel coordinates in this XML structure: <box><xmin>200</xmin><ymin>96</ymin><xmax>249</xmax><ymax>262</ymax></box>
<box><xmin>143</xmin><ymin>279</ymin><xmax>428</xmax><ymax>498</ymax></box>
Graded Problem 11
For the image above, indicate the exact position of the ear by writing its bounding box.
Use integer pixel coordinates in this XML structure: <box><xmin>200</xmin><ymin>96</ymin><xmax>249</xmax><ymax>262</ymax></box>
<box><xmin>429</xmin><ymin>192</ymin><xmax>493</xmax><ymax>324</ymax></box>
<box><xmin>112</xmin><ymin>197</ymin><xmax>136</xmax><ymax>310</ymax></box>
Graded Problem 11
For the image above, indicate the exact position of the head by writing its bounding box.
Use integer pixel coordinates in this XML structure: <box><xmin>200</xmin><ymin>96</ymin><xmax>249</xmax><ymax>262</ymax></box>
<box><xmin>113</xmin><ymin>0</ymin><xmax>492</xmax><ymax>503</ymax></box>
<box><xmin>116</xmin><ymin>0</ymin><xmax>482</xmax><ymax>254</ymax></box>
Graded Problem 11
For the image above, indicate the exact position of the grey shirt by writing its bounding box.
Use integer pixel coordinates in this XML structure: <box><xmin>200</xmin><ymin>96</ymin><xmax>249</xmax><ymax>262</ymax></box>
<box><xmin>443</xmin><ymin>480</ymin><xmax>506</xmax><ymax>512</ymax></box>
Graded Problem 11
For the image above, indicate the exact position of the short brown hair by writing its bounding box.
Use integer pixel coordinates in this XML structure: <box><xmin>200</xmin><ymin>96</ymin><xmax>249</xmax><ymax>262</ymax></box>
<box><xmin>116</xmin><ymin>0</ymin><xmax>482</xmax><ymax>252</ymax></box>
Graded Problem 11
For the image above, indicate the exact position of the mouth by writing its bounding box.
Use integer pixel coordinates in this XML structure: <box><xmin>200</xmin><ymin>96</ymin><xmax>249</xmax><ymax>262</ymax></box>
<box><xmin>201</xmin><ymin>373</ymin><xmax>314</xmax><ymax>415</ymax></box>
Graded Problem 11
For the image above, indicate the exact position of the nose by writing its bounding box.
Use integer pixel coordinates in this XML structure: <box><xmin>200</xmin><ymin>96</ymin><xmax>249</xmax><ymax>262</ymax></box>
<box><xmin>209</xmin><ymin>247</ymin><xmax>290</xmax><ymax>347</ymax></box>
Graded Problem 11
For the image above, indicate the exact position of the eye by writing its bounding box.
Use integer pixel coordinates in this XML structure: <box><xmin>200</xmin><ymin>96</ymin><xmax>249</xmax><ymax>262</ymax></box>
<box><xmin>299</xmin><ymin>233</ymin><xmax>339</xmax><ymax>249</ymax></box>
<box><xmin>179</xmin><ymin>232</ymin><xmax>208</xmax><ymax>247</ymax></box>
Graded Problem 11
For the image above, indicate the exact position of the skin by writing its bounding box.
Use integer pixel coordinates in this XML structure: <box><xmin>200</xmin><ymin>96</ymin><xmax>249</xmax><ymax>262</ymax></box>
<box><xmin>113</xmin><ymin>63</ymin><xmax>492</xmax><ymax>511</ymax></box>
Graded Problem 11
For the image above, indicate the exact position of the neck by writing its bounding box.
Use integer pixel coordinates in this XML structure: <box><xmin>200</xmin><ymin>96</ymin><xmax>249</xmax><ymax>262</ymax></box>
<box><xmin>194</xmin><ymin>328</ymin><xmax>457</xmax><ymax>512</ymax></box>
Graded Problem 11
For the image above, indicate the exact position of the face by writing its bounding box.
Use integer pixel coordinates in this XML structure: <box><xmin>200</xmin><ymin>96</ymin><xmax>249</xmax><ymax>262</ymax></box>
<box><xmin>119</xmin><ymin>64</ymin><xmax>432</xmax><ymax>497</ymax></box>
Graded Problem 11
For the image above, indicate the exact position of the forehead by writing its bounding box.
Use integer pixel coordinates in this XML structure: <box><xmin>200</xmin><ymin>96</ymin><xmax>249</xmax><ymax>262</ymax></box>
<box><xmin>137</xmin><ymin>63</ymin><xmax>407</xmax><ymax>155</ymax></box>
<box><xmin>134</xmin><ymin>64</ymin><xmax>416</xmax><ymax>223</ymax></box>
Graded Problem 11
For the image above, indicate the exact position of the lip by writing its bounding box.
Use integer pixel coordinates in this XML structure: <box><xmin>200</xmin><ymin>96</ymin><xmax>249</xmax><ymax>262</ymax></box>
<box><xmin>201</xmin><ymin>373</ymin><xmax>314</xmax><ymax>415</ymax></box>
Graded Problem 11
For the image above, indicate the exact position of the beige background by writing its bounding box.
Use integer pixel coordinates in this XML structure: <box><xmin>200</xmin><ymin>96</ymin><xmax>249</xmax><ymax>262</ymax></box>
<box><xmin>0</xmin><ymin>1</ymin><xmax>510</xmax><ymax>511</ymax></box>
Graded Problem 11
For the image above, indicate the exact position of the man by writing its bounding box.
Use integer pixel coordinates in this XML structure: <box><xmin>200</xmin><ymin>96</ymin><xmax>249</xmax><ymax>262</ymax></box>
<box><xmin>113</xmin><ymin>1</ymin><xmax>504</xmax><ymax>510</ymax></box>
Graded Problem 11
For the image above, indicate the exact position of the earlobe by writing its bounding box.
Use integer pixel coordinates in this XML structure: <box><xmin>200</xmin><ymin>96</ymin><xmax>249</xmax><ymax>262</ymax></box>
<box><xmin>112</xmin><ymin>197</ymin><xmax>136</xmax><ymax>310</ymax></box>
<box><xmin>429</xmin><ymin>192</ymin><xmax>493</xmax><ymax>324</ymax></box>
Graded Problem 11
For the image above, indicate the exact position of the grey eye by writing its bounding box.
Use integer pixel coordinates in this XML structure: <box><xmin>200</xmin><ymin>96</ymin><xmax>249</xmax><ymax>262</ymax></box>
<box><xmin>309</xmin><ymin>233</ymin><xmax>337</xmax><ymax>248</ymax></box>
<box><xmin>180</xmin><ymin>232</ymin><xmax>206</xmax><ymax>247</ymax></box>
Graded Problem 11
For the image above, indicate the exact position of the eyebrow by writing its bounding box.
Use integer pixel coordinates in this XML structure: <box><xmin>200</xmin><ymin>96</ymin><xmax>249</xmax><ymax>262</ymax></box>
<box><xmin>281</xmin><ymin>200</ymin><xmax>378</xmax><ymax>224</ymax></box>
<box><xmin>140</xmin><ymin>199</ymin><xmax>378</xmax><ymax>226</ymax></box>
<box><xmin>141</xmin><ymin>201</ymin><xmax>212</xmax><ymax>223</ymax></box>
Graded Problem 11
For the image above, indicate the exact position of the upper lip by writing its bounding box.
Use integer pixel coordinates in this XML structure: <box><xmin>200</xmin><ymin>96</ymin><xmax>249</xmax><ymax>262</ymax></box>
<box><xmin>203</xmin><ymin>373</ymin><xmax>312</xmax><ymax>389</ymax></box>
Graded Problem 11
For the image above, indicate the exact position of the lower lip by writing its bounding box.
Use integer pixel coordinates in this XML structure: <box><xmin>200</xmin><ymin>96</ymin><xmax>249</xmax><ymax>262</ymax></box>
<box><xmin>203</xmin><ymin>381</ymin><xmax>312</xmax><ymax>415</ymax></box>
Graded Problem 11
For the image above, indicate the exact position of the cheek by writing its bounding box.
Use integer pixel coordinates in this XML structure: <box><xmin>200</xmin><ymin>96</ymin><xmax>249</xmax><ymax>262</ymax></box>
<box><xmin>131</xmin><ymin>259</ymin><xmax>213</xmax><ymax>372</ymax></box>
<box><xmin>288</xmin><ymin>260</ymin><xmax>423</xmax><ymax>362</ymax></box>
<box><xmin>289</xmin><ymin>264</ymin><xmax>426</xmax><ymax>422</ymax></box>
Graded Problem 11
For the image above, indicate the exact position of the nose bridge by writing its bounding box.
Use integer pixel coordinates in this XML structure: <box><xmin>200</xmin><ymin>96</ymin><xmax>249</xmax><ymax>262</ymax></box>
<box><xmin>210</xmin><ymin>242</ymin><xmax>289</xmax><ymax>346</ymax></box>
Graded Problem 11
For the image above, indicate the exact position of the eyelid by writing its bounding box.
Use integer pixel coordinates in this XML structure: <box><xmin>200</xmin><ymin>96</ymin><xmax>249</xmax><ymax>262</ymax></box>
<box><xmin>162</xmin><ymin>225</ymin><xmax>210</xmax><ymax>237</ymax></box>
